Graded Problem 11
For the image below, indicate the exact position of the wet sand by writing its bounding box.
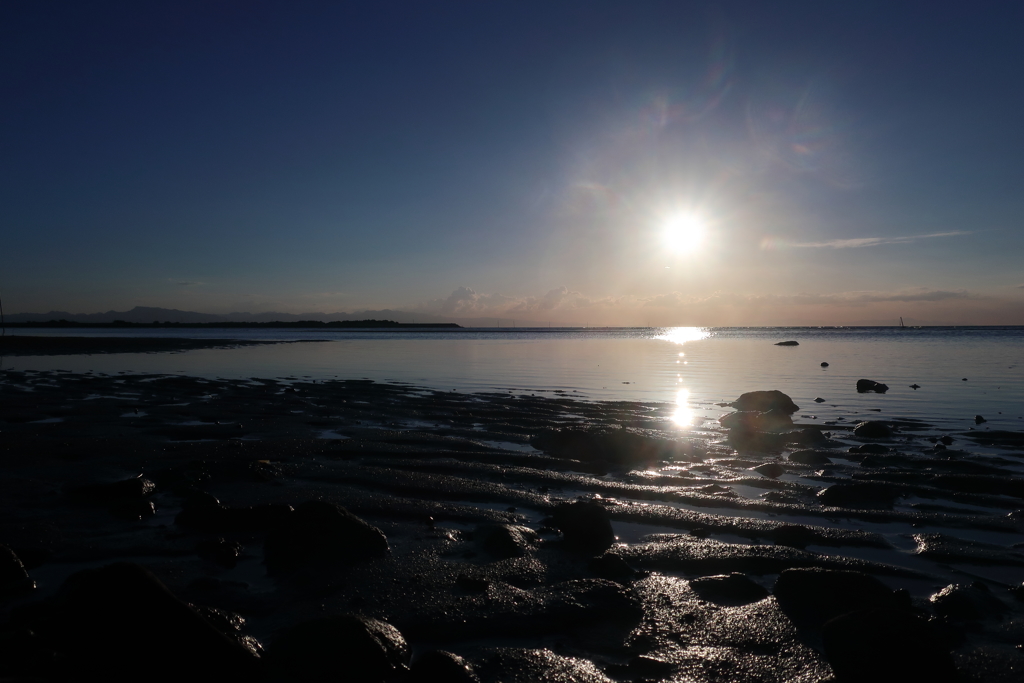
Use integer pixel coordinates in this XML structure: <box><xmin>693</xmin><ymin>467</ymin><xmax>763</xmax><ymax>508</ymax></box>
<box><xmin>1</xmin><ymin>365</ymin><xmax>1023</xmax><ymax>681</ymax></box>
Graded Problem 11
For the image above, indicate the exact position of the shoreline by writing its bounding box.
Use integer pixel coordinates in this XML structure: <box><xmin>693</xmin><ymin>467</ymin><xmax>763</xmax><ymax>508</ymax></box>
<box><xmin>0</xmin><ymin>335</ymin><xmax>323</xmax><ymax>356</ymax></box>
<box><xmin>1</xmin><ymin>368</ymin><xmax>1023</xmax><ymax>681</ymax></box>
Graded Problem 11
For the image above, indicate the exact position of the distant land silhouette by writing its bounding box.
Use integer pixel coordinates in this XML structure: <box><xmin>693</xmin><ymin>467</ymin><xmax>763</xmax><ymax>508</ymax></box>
<box><xmin>4</xmin><ymin>306</ymin><xmax>539</xmax><ymax>328</ymax></box>
<box><xmin>8</xmin><ymin>319</ymin><xmax>460</xmax><ymax>329</ymax></box>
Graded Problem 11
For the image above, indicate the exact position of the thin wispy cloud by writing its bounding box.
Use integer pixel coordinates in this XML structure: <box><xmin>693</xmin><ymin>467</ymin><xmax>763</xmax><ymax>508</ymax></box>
<box><xmin>791</xmin><ymin>231</ymin><xmax>969</xmax><ymax>249</ymax></box>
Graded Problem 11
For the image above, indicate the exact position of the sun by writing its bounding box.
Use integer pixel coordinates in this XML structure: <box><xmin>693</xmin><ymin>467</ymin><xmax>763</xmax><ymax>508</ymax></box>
<box><xmin>662</xmin><ymin>214</ymin><xmax>705</xmax><ymax>254</ymax></box>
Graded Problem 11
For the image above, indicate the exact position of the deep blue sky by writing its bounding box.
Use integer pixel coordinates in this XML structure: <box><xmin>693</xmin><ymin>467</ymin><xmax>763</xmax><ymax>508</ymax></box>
<box><xmin>3</xmin><ymin>1</ymin><xmax>1022</xmax><ymax>324</ymax></box>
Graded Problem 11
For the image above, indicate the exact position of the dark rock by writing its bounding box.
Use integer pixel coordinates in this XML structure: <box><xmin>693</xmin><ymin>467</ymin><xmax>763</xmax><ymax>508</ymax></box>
<box><xmin>411</xmin><ymin>650</ymin><xmax>480</xmax><ymax>683</ymax></box>
<box><xmin>67</xmin><ymin>474</ymin><xmax>156</xmax><ymax>503</ymax></box>
<box><xmin>48</xmin><ymin>562</ymin><xmax>259</xmax><ymax>680</ymax></box>
<box><xmin>915</xmin><ymin>533</ymin><xmax>1024</xmax><ymax>566</ymax></box>
<box><xmin>820</xmin><ymin>362</ymin><xmax>829</xmax><ymax>367</ymax></box>
<box><xmin>548</xmin><ymin>501</ymin><xmax>615</xmax><ymax>553</ymax></box>
<box><xmin>787</xmin><ymin>427</ymin><xmax>830</xmax><ymax>447</ymax></box>
<box><xmin>930</xmin><ymin>582</ymin><xmax>1010</xmax><ymax>621</ymax></box>
<box><xmin>848</xmin><ymin>443</ymin><xmax>890</xmax><ymax>454</ymax></box>
<box><xmin>753</xmin><ymin>462</ymin><xmax>785</xmax><ymax>478</ymax></box>
<box><xmin>690</xmin><ymin>573</ymin><xmax>768</xmax><ymax>605</ymax></box>
<box><xmin>176</xmin><ymin>501</ymin><xmax>294</xmax><ymax>533</ymax></box>
<box><xmin>975</xmin><ymin>414</ymin><xmax>987</xmax><ymax>424</ymax></box>
<box><xmin>196</xmin><ymin>538</ymin><xmax>244</xmax><ymax>568</ymax></box>
<box><xmin>773</xmin><ymin>568</ymin><xmax>900</xmax><ymax>629</ymax></box>
<box><xmin>853</xmin><ymin>420</ymin><xmax>894</xmax><ymax>438</ymax></box>
<box><xmin>589</xmin><ymin>552</ymin><xmax>637</xmax><ymax>580</ymax></box>
<box><xmin>265</xmin><ymin>614</ymin><xmax>409</xmax><ymax>683</ymax></box>
<box><xmin>264</xmin><ymin>500</ymin><xmax>388</xmax><ymax>576</ymax></box>
<box><xmin>775</xmin><ymin>340</ymin><xmax>799</xmax><ymax>346</ymax></box>
<box><xmin>729</xmin><ymin>390</ymin><xmax>799</xmax><ymax>414</ymax></box>
<box><xmin>818</xmin><ymin>482</ymin><xmax>902</xmax><ymax>508</ymax></box>
<box><xmin>939</xmin><ymin>435</ymin><xmax>954</xmax><ymax>445</ymax></box>
<box><xmin>856</xmin><ymin>379</ymin><xmax>889</xmax><ymax>393</ymax></box>
<box><xmin>814</xmin><ymin>396</ymin><xmax>826</xmax><ymax>402</ymax></box>
<box><xmin>822</xmin><ymin>608</ymin><xmax>957</xmax><ymax>682</ymax></box>
<box><xmin>910</xmin><ymin>383</ymin><xmax>920</xmax><ymax>389</ymax></box>
<box><xmin>475</xmin><ymin>523</ymin><xmax>536</xmax><ymax>559</ymax></box>
<box><xmin>788</xmin><ymin>449</ymin><xmax>833</xmax><ymax>465</ymax></box>
<box><xmin>0</xmin><ymin>545</ymin><xmax>36</xmax><ymax>595</ymax></box>
<box><xmin>110</xmin><ymin>498</ymin><xmax>157</xmax><ymax>521</ymax></box>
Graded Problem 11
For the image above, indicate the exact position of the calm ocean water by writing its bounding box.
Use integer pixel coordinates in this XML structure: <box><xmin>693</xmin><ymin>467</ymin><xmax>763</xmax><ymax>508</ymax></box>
<box><xmin>4</xmin><ymin>326</ymin><xmax>1022</xmax><ymax>432</ymax></box>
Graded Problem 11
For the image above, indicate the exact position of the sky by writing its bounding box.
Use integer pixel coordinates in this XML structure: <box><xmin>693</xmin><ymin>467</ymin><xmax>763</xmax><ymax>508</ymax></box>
<box><xmin>2</xmin><ymin>0</ymin><xmax>1023</xmax><ymax>325</ymax></box>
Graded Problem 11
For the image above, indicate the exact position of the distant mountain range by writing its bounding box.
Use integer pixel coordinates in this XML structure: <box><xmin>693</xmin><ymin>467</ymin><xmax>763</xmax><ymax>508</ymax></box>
<box><xmin>2</xmin><ymin>305</ymin><xmax>550</xmax><ymax>328</ymax></box>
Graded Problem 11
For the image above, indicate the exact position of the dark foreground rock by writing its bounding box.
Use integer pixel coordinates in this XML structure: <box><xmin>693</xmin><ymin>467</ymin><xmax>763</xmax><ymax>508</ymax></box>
<box><xmin>548</xmin><ymin>501</ymin><xmax>615</xmax><ymax>552</ymax></box>
<box><xmin>25</xmin><ymin>562</ymin><xmax>260</xmax><ymax>681</ymax></box>
<box><xmin>264</xmin><ymin>500</ymin><xmax>389</xmax><ymax>575</ymax></box>
<box><xmin>822</xmin><ymin>608</ymin><xmax>957</xmax><ymax>682</ymax></box>
<box><xmin>689</xmin><ymin>573</ymin><xmax>769</xmax><ymax>605</ymax></box>
<box><xmin>853</xmin><ymin>420</ymin><xmax>894</xmax><ymax>438</ymax></box>
<box><xmin>773</xmin><ymin>568</ymin><xmax>902</xmax><ymax>629</ymax></box>
<box><xmin>265</xmin><ymin>614</ymin><xmax>409</xmax><ymax>683</ymax></box>
<box><xmin>411</xmin><ymin>650</ymin><xmax>480</xmax><ymax>683</ymax></box>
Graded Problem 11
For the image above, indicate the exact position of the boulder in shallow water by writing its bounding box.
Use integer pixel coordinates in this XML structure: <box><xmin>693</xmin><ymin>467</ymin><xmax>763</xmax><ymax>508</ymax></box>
<box><xmin>856</xmin><ymin>378</ymin><xmax>889</xmax><ymax>393</ymax></box>
<box><xmin>264</xmin><ymin>500</ymin><xmax>388</xmax><ymax>575</ymax></box>
<box><xmin>775</xmin><ymin>340</ymin><xmax>799</xmax><ymax>346</ymax></box>
<box><xmin>822</xmin><ymin>608</ymin><xmax>957</xmax><ymax>682</ymax></box>
<box><xmin>728</xmin><ymin>390</ymin><xmax>799</xmax><ymax>414</ymax></box>
<box><xmin>548</xmin><ymin>501</ymin><xmax>615</xmax><ymax>553</ymax></box>
<box><xmin>853</xmin><ymin>420</ymin><xmax>894</xmax><ymax>438</ymax></box>
<box><xmin>720</xmin><ymin>409</ymin><xmax>793</xmax><ymax>432</ymax></box>
<box><xmin>265</xmin><ymin>614</ymin><xmax>409</xmax><ymax>683</ymax></box>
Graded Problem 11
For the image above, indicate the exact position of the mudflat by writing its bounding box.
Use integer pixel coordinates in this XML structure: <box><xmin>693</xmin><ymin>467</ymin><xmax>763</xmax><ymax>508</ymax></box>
<box><xmin>1</xmin><ymin>367</ymin><xmax>1022</xmax><ymax>682</ymax></box>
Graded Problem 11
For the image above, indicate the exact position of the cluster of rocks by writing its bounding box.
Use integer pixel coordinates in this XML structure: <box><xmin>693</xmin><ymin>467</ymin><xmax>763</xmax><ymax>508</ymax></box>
<box><xmin>2</xmin><ymin>371</ymin><xmax>1024</xmax><ymax>682</ymax></box>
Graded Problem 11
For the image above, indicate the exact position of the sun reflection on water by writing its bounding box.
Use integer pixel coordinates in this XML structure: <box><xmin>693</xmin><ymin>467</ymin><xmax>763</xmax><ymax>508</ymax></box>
<box><xmin>671</xmin><ymin>388</ymin><xmax>694</xmax><ymax>427</ymax></box>
<box><xmin>656</xmin><ymin>327</ymin><xmax>711</xmax><ymax>345</ymax></box>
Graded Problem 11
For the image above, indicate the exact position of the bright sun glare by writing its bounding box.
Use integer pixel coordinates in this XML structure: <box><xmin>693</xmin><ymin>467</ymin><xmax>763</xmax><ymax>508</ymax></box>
<box><xmin>663</xmin><ymin>214</ymin><xmax>705</xmax><ymax>254</ymax></box>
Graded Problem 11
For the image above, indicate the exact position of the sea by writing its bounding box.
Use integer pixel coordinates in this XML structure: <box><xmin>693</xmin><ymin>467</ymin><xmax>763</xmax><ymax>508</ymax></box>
<box><xmin>3</xmin><ymin>326</ymin><xmax>1021</xmax><ymax>433</ymax></box>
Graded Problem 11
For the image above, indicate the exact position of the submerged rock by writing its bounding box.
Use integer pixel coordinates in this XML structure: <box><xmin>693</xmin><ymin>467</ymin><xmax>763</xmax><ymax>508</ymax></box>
<box><xmin>720</xmin><ymin>409</ymin><xmax>793</xmax><ymax>432</ymax></box>
<box><xmin>775</xmin><ymin>340</ymin><xmax>799</xmax><ymax>346</ymax></box>
<box><xmin>264</xmin><ymin>500</ymin><xmax>388</xmax><ymax>575</ymax></box>
<box><xmin>853</xmin><ymin>420</ymin><xmax>894</xmax><ymax>438</ymax></box>
<box><xmin>753</xmin><ymin>462</ymin><xmax>785</xmax><ymax>478</ymax></box>
<box><xmin>265</xmin><ymin>614</ymin><xmax>409</xmax><ymax>683</ymax></box>
<box><xmin>856</xmin><ymin>379</ymin><xmax>889</xmax><ymax>393</ymax></box>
